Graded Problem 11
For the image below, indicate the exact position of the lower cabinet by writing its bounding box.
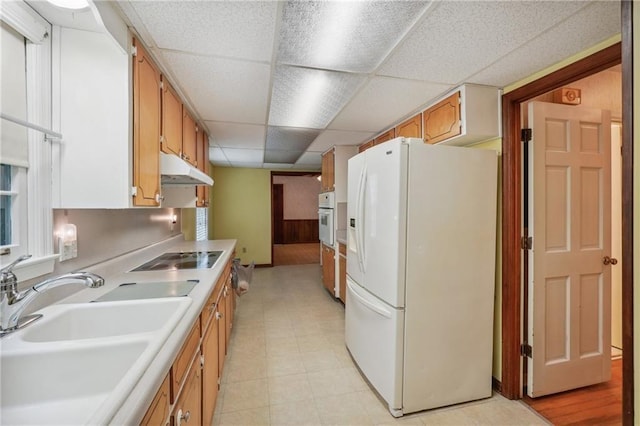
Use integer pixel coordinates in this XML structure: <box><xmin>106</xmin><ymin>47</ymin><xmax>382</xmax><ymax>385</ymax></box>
<box><xmin>141</xmin><ymin>256</ymin><xmax>235</xmax><ymax>426</ymax></box>
<box><xmin>338</xmin><ymin>243</ymin><xmax>346</xmax><ymax>303</ymax></box>
<box><xmin>321</xmin><ymin>243</ymin><xmax>335</xmax><ymax>296</ymax></box>
<box><xmin>140</xmin><ymin>375</ymin><xmax>170</xmax><ymax>426</ymax></box>
<box><xmin>173</xmin><ymin>355</ymin><xmax>202</xmax><ymax>426</ymax></box>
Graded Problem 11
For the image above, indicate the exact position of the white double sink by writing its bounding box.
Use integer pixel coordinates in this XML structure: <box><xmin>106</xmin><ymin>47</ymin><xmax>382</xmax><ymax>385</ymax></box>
<box><xmin>0</xmin><ymin>297</ymin><xmax>192</xmax><ymax>425</ymax></box>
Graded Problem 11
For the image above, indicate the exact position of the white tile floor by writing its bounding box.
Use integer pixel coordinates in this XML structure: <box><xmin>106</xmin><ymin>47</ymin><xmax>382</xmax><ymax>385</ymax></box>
<box><xmin>213</xmin><ymin>264</ymin><xmax>549</xmax><ymax>426</ymax></box>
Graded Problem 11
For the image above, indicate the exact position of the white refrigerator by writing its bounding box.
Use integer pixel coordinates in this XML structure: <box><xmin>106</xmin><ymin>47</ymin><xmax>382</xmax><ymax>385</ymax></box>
<box><xmin>345</xmin><ymin>137</ymin><xmax>498</xmax><ymax>417</ymax></box>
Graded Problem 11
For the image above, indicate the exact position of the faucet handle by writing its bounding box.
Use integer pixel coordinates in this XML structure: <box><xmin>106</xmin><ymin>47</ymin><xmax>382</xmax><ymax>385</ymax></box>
<box><xmin>0</xmin><ymin>254</ymin><xmax>32</xmax><ymax>290</ymax></box>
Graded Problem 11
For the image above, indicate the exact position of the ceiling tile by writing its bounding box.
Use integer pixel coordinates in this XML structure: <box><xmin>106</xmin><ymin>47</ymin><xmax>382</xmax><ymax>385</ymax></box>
<box><xmin>307</xmin><ymin>130</ymin><xmax>374</xmax><ymax>152</ymax></box>
<box><xmin>162</xmin><ymin>51</ymin><xmax>271</xmax><ymax>124</ymax></box>
<box><xmin>467</xmin><ymin>2</ymin><xmax>621</xmax><ymax>88</ymax></box>
<box><xmin>266</xmin><ymin>126</ymin><xmax>321</xmax><ymax>151</ymax></box>
<box><xmin>277</xmin><ymin>1</ymin><xmax>432</xmax><ymax>73</ymax></box>
<box><xmin>295</xmin><ymin>151</ymin><xmax>323</xmax><ymax>166</ymax></box>
<box><xmin>268</xmin><ymin>66</ymin><xmax>366</xmax><ymax>129</ymax></box>
<box><xmin>127</xmin><ymin>1</ymin><xmax>277</xmax><ymax>61</ymax></box>
<box><xmin>264</xmin><ymin>150</ymin><xmax>304</xmax><ymax>163</ymax></box>
<box><xmin>222</xmin><ymin>148</ymin><xmax>264</xmax><ymax>163</ymax></box>
<box><xmin>206</xmin><ymin>122</ymin><xmax>265</xmax><ymax>149</ymax></box>
<box><xmin>209</xmin><ymin>147</ymin><xmax>229</xmax><ymax>164</ymax></box>
<box><xmin>263</xmin><ymin>163</ymin><xmax>293</xmax><ymax>169</ymax></box>
<box><xmin>377</xmin><ymin>1</ymin><xmax>589</xmax><ymax>84</ymax></box>
<box><xmin>229</xmin><ymin>161</ymin><xmax>263</xmax><ymax>168</ymax></box>
<box><xmin>329</xmin><ymin>77</ymin><xmax>451</xmax><ymax>133</ymax></box>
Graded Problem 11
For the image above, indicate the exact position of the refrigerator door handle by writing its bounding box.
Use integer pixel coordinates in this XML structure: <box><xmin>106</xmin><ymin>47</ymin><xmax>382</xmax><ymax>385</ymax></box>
<box><xmin>347</xmin><ymin>280</ymin><xmax>391</xmax><ymax>319</ymax></box>
<box><xmin>356</xmin><ymin>165</ymin><xmax>367</xmax><ymax>272</ymax></box>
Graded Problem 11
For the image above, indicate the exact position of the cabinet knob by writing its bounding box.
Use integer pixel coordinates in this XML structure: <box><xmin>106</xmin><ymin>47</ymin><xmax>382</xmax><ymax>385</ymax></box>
<box><xmin>176</xmin><ymin>409</ymin><xmax>191</xmax><ymax>426</ymax></box>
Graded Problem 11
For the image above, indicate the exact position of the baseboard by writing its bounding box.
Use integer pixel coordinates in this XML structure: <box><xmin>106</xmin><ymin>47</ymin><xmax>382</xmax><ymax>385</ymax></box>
<box><xmin>255</xmin><ymin>263</ymin><xmax>272</xmax><ymax>268</ymax></box>
<box><xmin>492</xmin><ymin>376</ymin><xmax>502</xmax><ymax>394</ymax></box>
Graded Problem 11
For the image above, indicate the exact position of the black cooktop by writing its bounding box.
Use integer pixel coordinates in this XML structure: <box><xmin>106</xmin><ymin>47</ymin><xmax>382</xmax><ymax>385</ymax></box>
<box><xmin>131</xmin><ymin>251</ymin><xmax>223</xmax><ymax>272</ymax></box>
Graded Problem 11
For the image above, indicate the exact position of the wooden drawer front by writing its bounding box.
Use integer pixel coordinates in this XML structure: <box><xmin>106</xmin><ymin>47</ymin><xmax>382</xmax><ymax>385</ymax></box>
<box><xmin>140</xmin><ymin>374</ymin><xmax>170</xmax><ymax>426</ymax></box>
<box><xmin>173</xmin><ymin>356</ymin><xmax>202</xmax><ymax>426</ymax></box>
<box><xmin>338</xmin><ymin>242</ymin><xmax>346</xmax><ymax>256</ymax></box>
<box><xmin>217</xmin><ymin>291</ymin><xmax>227</xmax><ymax>374</ymax></box>
<box><xmin>171</xmin><ymin>322</ymin><xmax>200</xmax><ymax>403</ymax></box>
<box><xmin>200</xmin><ymin>291</ymin><xmax>217</xmax><ymax>330</ymax></box>
<box><xmin>424</xmin><ymin>91</ymin><xmax>461</xmax><ymax>145</ymax></box>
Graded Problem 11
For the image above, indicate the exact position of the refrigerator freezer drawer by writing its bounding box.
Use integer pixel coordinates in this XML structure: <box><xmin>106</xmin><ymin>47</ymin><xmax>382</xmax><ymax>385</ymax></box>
<box><xmin>345</xmin><ymin>278</ymin><xmax>404</xmax><ymax>415</ymax></box>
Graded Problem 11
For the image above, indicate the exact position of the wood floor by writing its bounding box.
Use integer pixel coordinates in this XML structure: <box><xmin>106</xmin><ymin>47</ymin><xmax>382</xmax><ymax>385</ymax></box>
<box><xmin>273</xmin><ymin>243</ymin><xmax>320</xmax><ymax>266</ymax></box>
<box><xmin>524</xmin><ymin>358</ymin><xmax>622</xmax><ymax>425</ymax></box>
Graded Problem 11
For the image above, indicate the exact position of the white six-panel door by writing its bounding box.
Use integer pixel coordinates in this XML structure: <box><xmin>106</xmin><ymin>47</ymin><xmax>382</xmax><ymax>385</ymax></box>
<box><xmin>527</xmin><ymin>101</ymin><xmax>612</xmax><ymax>397</ymax></box>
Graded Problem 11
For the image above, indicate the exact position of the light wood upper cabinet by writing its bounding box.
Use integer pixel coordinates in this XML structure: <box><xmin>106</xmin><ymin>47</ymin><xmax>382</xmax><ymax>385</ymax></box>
<box><xmin>160</xmin><ymin>78</ymin><xmax>183</xmax><ymax>157</ymax></box>
<box><xmin>374</xmin><ymin>128</ymin><xmax>395</xmax><ymax>145</ymax></box>
<box><xmin>423</xmin><ymin>85</ymin><xmax>500</xmax><ymax>146</ymax></box>
<box><xmin>196</xmin><ymin>130</ymin><xmax>210</xmax><ymax>207</ymax></box>
<box><xmin>321</xmin><ymin>149</ymin><xmax>335</xmax><ymax>192</ymax></box>
<box><xmin>132</xmin><ymin>39</ymin><xmax>162</xmax><ymax>207</ymax></box>
<box><xmin>182</xmin><ymin>109</ymin><xmax>198</xmax><ymax>167</ymax></box>
<box><xmin>358</xmin><ymin>140</ymin><xmax>374</xmax><ymax>153</ymax></box>
<box><xmin>424</xmin><ymin>92</ymin><xmax>461</xmax><ymax>145</ymax></box>
<box><xmin>395</xmin><ymin>113</ymin><xmax>422</xmax><ymax>139</ymax></box>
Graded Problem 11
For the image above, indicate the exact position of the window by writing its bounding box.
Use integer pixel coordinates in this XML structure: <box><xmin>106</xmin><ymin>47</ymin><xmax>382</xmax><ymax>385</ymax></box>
<box><xmin>0</xmin><ymin>2</ymin><xmax>56</xmax><ymax>279</ymax></box>
<box><xmin>195</xmin><ymin>208</ymin><xmax>208</xmax><ymax>241</ymax></box>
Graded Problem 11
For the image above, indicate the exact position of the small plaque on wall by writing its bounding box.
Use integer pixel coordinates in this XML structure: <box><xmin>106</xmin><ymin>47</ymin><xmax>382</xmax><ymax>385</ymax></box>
<box><xmin>552</xmin><ymin>87</ymin><xmax>581</xmax><ymax>105</ymax></box>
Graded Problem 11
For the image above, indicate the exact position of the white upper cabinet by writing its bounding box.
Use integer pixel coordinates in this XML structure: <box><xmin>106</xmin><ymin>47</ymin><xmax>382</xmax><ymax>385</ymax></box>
<box><xmin>52</xmin><ymin>26</ymin><xmax>132</xmax><ymax>208</ymax></box>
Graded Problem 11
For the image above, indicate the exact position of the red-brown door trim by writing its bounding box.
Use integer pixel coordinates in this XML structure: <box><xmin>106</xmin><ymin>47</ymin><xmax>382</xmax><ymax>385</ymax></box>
<box><xmin>500</xmin><ymin>39</ymin><xmax>630</xmax><ymax>423</ymax></box>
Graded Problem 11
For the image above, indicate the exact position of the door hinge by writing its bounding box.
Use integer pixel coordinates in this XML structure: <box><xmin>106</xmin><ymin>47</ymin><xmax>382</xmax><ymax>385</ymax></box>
<box><xmin>521</xmin><ymin>236</ymin><xmax>532</xmax><ymax>250</ymax></box>
<box><xmin>160</xmin><ymin>135</ymin><xmax>164</xmax><ymax>145</ymax></box>
<box><xmin>131</xmin><ymin>186</ymin><xmax>138</xmax><ymax>197</ymax></box>
<box><xmin>131</xmin><ymin>46</ymin><xmax>137</xmax><ymax>57</ymax></box>
<box><xmin>160</xmin><ymin>81</ymin><xmax>164</xmax><ymax>90</ymax></box>
<box><xmin>521</xmin><ymin>128</ymin><xmax>532</xmax><ymax>143</ymax></box>
<box><xmin>521</xmin><ymin>343</ymin><xmax>532</xmax><ymax>358</ymax></box>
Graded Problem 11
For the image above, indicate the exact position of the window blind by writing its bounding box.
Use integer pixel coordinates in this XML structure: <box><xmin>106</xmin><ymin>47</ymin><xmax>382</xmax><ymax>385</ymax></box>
<box><xmin>1</xmin><ymin>21</ymin><xmax>28</xmax><ymax>168</ymax></box>
<box><xmin>196</xmin><ymin>208</ymin><xmax>208</xmax><ymax>241</ymax></box>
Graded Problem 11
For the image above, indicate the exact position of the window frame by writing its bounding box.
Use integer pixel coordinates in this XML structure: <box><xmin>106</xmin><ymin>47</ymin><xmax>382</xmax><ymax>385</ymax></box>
<box><xmin>0</xmin><ymin>1</ymin><xmax>57</xmax><ymax>280</ymax></box>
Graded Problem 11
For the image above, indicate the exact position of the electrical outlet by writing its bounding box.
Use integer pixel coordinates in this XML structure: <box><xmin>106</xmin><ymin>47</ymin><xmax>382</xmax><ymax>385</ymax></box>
<box><xmin>242</xmin><ymin>247</ymin><xmax>247</xmax><ymax>253</ymax></box>
<box><xmin>59</xmin><ymin>239</ymin><xmax>77</xmax><ymax>261</ymax></box>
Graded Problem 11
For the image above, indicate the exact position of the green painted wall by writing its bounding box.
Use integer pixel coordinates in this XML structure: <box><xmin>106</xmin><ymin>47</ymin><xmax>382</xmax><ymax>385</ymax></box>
<box><xmin>208</xmin><ymin>167</ymin><xmax>272</xmax><ymax>265</ymax></box>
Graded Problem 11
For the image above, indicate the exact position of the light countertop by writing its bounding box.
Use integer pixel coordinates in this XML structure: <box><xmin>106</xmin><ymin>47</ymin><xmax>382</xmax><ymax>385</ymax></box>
<box><xmin>56</xmin><ymin>237</ymin><xmax>237</xmax><ymax>424</ymax></box>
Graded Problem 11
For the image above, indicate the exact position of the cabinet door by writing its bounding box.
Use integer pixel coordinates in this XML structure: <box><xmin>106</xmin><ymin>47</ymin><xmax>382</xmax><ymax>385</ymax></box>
<box><xmin>322</xmin><ymin>244</ymin><xmax>335</xmax><ymax>295</ymax></box>
<box><xmin>171</xmin><ymin>322</ymin><xmax>201</xmax><ymax>403</ymax></box>
<box><xmin>173</xmin><ymin>356</ymin><xmax>202</xmax><ymax>426</ymax></box>
<box><xmin>196</xmin><ymin>130</ymin><xmax>209</xmax><ymax>207</ymax></box>
<box><xmin>141</xmin><ymin>374</ymin><xmax>170</xmax><ymax>426</ymax></box>
<box><xmin>160</xmin><ymin>78</ymin><xmax>183</xmax><ymax>157</ymax></box>
<box><xmin>182</xmin><ymin>109</ymin><xmax>197</xmax><ymax>167</ymax></box>
<box><xmin>132</xmin><ymin>39</ymin><xmax>161</xmax><ymax>206</ymax></box>
<box><xmin>395</xmin><ymin>113</ymin><xmax>422</xmax><ymax>139</ymax></box>
<box><xmin>339</xmin><ymin>244</ymin><xmax>346</xmax><ymax>303</ymax></box>
<box><xmin>202</xmin><ymin>315</ymin><xmax>219</xmax><ymax>426</ymax></box>
<box><xmin>359</xmin><ymin>140</ymin><xmax>374</xmax><ymax>153</ymax></box>
<box><xmin>217</xmin><ymin>290</ymin><xmax>227</xmax><ymax>374</ymax></box>
<box><xmin>423</xmin><ymin>91</ymin><xmax>461</xmax><ymax>144</ymax></box>
<box><xmin>321</xmin><ymin>150</ymin><xmax>335</xmax><ymax>192</ymax></box>
<box><xmin>373</xmin><ymin>128</ymin><xmax>395</xmax><ymax>145</ymax></box>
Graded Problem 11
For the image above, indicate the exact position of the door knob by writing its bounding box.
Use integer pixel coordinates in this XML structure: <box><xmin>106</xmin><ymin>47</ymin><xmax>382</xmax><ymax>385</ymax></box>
<box><xmin>603</xmin><ymin>256</ymin><xmax>618</xmax><ymax>265</ymax></box>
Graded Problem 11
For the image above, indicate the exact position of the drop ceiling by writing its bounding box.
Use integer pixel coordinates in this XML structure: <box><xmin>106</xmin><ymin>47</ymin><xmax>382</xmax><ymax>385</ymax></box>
<box><xmin>111</xmin><ymin>1</ymin><xmax>620</xmax><ymax>170</ymax></box>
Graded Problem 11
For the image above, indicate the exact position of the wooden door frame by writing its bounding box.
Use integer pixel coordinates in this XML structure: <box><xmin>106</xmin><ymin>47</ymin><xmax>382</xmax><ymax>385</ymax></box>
<box><xmin>269</xmin><ymin>171</ymin><xmax>321</xmax><ymax>265</ymax></box>
<box><xmin>500</xmin><ymin>26</ymin><xmax>632</xmax><ymax>424</ymax></box>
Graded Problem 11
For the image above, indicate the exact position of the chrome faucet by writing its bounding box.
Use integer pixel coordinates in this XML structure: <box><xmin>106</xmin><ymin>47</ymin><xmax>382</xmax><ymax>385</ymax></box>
<box><xmin>0</xmin><ymin>255</ymin><xmax>105</xmax><ymax>336</ymax></box>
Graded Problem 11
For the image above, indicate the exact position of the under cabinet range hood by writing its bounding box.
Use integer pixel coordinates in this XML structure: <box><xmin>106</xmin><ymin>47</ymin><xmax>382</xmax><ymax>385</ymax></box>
<box><xmin>160</xmin><ymin>152</ymin><xmax>213</xmax><ymax>186</ymax></box>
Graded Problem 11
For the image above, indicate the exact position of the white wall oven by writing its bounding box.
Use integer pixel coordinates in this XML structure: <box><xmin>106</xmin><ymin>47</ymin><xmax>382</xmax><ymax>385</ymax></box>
<box><xmin>318</xmin><ymin>192</ymin><xmax>334</xmax><ymax>246</ymax></box>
